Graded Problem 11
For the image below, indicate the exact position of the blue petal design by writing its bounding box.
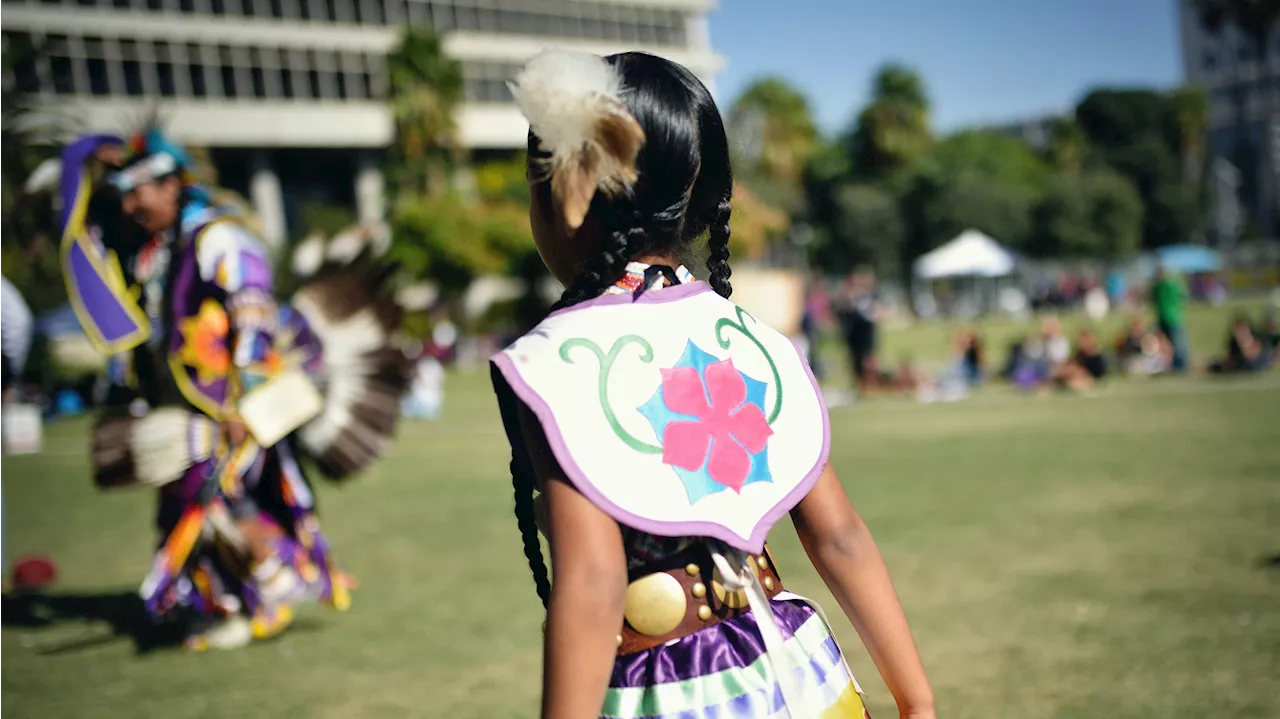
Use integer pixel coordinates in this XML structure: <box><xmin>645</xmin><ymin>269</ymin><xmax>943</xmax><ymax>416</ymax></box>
<box><xmin>742</xmin><ymin>372</ymin><xmax>768</xmax><ymax>413</ymax></box>
<box><xmin>635</xmin><ymin>340</ymin><xmax>775</xmax><ymax>505</ymax></box>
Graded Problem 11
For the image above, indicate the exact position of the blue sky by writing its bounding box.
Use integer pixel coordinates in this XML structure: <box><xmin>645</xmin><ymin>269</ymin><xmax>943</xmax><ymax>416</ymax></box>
<box><xmin>708</xmin><ymin>0</ymin><xmax>1183</xmax><ymax>134</ymax></box>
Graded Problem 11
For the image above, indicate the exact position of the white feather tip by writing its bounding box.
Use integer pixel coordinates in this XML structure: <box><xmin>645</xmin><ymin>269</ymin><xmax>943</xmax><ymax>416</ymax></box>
<box><xmin>509</xmin><ymin>48</ymin><xmax>646</xmax><ymax>229</ymax></box>
<box><xmin>24</xmin><ymin>158</ymin><xmax>63</xmax><ymax>195</ymax></box>
<box><xmin>292</xmin><ymin>233</ymin><xmax>327</xmax><ymax>278</ymax></box>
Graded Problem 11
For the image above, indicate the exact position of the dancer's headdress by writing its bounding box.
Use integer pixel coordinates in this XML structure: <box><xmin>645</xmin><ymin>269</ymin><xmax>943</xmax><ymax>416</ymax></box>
<box><xmin>108</xmin><ymin>125</ymin><xmax>196</xmax><ymax>194</ymax></box>
<box><xmin>508</xmin><ymin>49</ymin><xmax>646</xmax><ymax>231</ymax></box>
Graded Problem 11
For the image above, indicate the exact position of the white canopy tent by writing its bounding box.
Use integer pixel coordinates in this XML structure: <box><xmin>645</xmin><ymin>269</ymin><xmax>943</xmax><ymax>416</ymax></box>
<box><xmin>913</xmin><ymin>230</ymin><xmax>1022</xmax><ymax>318</ymax></box>
<box><xmin>914</xmin><ymin>229</ymin><xmax>1017</xmax><ymax>280</ymax></box>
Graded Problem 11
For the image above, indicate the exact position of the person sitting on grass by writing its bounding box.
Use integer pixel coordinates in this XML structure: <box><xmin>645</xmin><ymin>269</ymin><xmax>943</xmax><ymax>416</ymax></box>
<box><xmin>1209</xmin><ymin>313</ymin><xmax>1270</xmax><ymax>374</ymax></box>
<box><xmin>1053</xmin><ymin>328</ymin><xmax>1107</xmax><ymax>393</ymax></box>
<box><xmin>1114</xmin><ymin>316</ymin><xmax>1169</xmax><ymax>377</ymax></box>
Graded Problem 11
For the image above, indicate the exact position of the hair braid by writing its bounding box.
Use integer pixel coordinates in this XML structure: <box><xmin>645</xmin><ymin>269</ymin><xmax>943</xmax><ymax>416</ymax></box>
<box><xmin>511</xmin><ymin>458</ymin><xmax>551</xmax><ymax>606</ymax></box>
<box><xmin>514</xmin><ymin>213</ymin><xmax>649</xmax><ymax>605</ymax></box>
<box><xmin>706</xmin><ymin>196</ymin><xmax>733</xmax><ymax>298</ymax></box>
<box><xmin>550</xmin><ymin>218</ymin><xmax>649</xmax><ymax>312</ymax></box>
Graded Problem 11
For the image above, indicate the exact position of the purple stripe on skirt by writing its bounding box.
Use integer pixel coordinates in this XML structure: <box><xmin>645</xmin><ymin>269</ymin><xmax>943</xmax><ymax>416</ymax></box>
<box><xmin>610</xmin><ymin>598</ymin><xmax>817</xmax><ymax>689</ymax></box>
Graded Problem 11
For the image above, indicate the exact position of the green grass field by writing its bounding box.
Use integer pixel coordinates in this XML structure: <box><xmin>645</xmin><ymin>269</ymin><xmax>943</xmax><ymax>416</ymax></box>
<box><xmin>3</xmin><ymin>304</ymin><xmax>1279</xmax><ymax>719</ymax></box>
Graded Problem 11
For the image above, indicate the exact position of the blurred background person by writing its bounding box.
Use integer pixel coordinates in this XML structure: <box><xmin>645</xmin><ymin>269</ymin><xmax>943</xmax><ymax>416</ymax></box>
<box><xmin>1</xmin><ymin>276</ymin><xmax>32</xmax><ymax>406</ymax></box>
<box><xmin>1151</xmin><ymin>265</ymin><xmax>1190</xmax><ymax>373</ymax></box>
<box><xmin>1052</xmin><ymin>328</ymin><xmax>1107</xmax><ymax>393</ymax></box>
<box><xmin>1208</xmin><ymin>313</ymin><xmax>1271</xmax><ymax>374</ymax></box>
<box><xmin>835</xmin><ymin>269</ymin><xmax>881</xmax><ymax>394</ymax></box>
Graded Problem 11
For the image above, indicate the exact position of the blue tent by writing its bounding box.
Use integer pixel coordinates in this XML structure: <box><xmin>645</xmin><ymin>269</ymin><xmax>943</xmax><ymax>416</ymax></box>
<box><xmin>1139</xmin><ymin>245</ymin><xmax>1223</xmax><ymax>276</ymax></box>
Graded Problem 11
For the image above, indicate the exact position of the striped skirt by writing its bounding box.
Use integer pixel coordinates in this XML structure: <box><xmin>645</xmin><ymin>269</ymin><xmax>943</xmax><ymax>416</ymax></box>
<box><xmin>603</xmin><ymin>595</ymin><xmax>871</xmax><ymax>718</ymax></box>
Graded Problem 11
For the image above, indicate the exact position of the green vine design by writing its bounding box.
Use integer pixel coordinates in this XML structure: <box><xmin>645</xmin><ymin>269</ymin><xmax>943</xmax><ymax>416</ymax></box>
<box><xmin>715</xmin><ymin>306</ymin><xmax>783</xmax><ymax>424</ymax></box>
<box><xmin>559</xmin><ymin>335</ymin><xmax>662</xmax><ymax>454</ymax></box>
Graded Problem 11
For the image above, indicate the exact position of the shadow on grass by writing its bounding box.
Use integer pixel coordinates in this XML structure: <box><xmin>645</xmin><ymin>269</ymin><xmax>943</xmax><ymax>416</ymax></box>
<box><xmin>1</xmin><ymin>590</ymin><xmax>185</xmax><ymax>654</ymax></box>
<box><xmin>1259</xmin><ymin>553</ymin><xmax>1280</xmax><ymax>569</ymax></box>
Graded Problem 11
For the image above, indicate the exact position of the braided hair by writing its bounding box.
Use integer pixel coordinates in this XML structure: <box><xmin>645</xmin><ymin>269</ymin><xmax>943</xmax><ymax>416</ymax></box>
<box><xmin>513</xmin><ymin>52</ymin><xmax>735</xmax><ymax>605</ymax></box>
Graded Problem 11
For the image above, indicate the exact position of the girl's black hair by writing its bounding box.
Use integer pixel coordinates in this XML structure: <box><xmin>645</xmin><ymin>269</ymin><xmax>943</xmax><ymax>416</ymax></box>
<box><xmin>515</xmin><ymin>52</ymin><xmax>735</xmax><ymax>605</ymax></box>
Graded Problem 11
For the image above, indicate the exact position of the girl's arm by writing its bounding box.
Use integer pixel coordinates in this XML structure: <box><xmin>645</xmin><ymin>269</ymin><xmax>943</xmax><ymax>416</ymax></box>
<box><xmin>790</xmin><ymin>463</ymin><xmax>936</xmax><ymax>718</ymax></box>
<box><xmin>522</xmin><ymin>414</ymin><xmax>629</xmax><ymax>719</ymax></box>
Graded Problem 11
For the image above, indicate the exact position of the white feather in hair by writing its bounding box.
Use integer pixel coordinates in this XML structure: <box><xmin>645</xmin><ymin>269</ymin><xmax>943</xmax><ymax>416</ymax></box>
<box><xmin>508</xmin><ymin>48</ymin><xmax>646</xmax><ymax>230</ymax></box>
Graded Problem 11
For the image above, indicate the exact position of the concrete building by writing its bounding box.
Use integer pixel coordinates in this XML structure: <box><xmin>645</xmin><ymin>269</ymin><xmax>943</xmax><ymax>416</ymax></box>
<box><xmin>1178</xmin><ymin>0</ymin><xmax>1280</xmax><ymax>240</ymax></box>
<box><xmin>2</xmin><ymin>0</ymin><xmax>722</xmax><ymax>243</ymax></box>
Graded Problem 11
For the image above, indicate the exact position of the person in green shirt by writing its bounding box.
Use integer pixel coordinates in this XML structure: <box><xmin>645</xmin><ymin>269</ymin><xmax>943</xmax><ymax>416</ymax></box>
<box><xmin>1151</xmin><ymin>265</ymin><xmax>1189</xmax><ymax>372</ymax></box>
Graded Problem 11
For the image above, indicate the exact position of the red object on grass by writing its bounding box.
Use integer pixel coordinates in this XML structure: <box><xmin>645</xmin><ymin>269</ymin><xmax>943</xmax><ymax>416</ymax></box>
<box><xmin>12</xmin><ymin>556</ymin><xmax>57</xmax><ymax>590</ymax></box>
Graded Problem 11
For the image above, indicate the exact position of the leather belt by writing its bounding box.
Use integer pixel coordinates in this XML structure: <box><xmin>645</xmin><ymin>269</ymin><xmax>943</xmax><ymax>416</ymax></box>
<box><xmin>617</xmin><ymin>544</ymin><xmax>783</xmax><ymax>656</ymax></box>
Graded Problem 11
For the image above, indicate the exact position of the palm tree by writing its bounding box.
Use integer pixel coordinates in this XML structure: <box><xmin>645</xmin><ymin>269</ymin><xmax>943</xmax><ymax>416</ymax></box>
<box><xmin>728</xmin><ymin>77</ymin><xmax>818</xmax><ymax>186</ymax></box>
<box><xmin>1047</xmin><ymin>117</ymin><xmax>1086</xmax><ymax>173</ymax></box>
<box><xmin>1170</xmin><ymin>85</ymin><xmax>1209</xmax><ymax>193</ymax></box>
<box><xmin>849</xmin><ymin>63</ymin><xmax>933</xmax><ymax>181</ymax></box>
<box><xmin>386</xmin><ymin>28</ymin><xmax>464</xmax><ymax>198</ymax></box>
<box><xmin>2</xmin><ymin>39</ymin><xmax>74</xmax><ymax>314</ymax></box>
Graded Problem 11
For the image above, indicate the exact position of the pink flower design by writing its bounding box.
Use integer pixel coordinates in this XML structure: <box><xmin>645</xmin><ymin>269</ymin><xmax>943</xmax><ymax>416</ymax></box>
<box><xmin>659</xmin><ymin>358</ymin><xmax>774</xmax><ymax>492</ymax></box>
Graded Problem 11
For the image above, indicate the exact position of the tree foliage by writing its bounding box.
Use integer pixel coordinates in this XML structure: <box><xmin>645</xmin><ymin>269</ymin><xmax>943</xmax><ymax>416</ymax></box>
<box><xmin>728</xmin><ymin>77</ymin><xmax>819</xmax><ymax>186</ymax></box>
<box><xmin>847</xmin><ymin>64</ymin><xmax>933</xmax><ymax>181</ymax></box>
<box><xmin>809</xmin><ymin>183</ymin><xmax>903</xmax><ymax>276</ymax></box>
<box><xmin>1075</xmin><ymin>88</ymin><xmax>1202</xmax><ymax>247</ymax></box>
<box><xmin>2</xmin><ymin>37</ymin><xmax>82</xmax><ymax>314</ymax></box>
<box><xmin>1029</xmin><ymin>169</ymin><xmax>1143</xmax><ymax>260</ymax></box>
<box><xmin>727</xmin><ymin>181</ymin><xmax>789</xmax><ymax>262</ymax></box>
<box><xmin>386</xmin><ymin>28</ymin><xmax>464</xmax><ymax>198</ymax></box>
<box><xmin>388</xmin><ymin>195</ymin><xmax>531</xmax><ymax>298</ymax></box>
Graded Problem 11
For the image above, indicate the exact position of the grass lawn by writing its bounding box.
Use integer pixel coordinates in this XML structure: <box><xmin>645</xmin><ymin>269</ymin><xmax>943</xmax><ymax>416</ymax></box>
<box><xmin>3</xmin><ymin>305</ymin><xmax>1279</xmax><ymax>718</ymax></box>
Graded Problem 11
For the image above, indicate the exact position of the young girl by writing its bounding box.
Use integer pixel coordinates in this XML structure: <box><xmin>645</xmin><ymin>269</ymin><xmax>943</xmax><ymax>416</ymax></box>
<box><xmin>492</xmin><ymin>49</ymin><xmax>936</xmax><ymax>719</ymax></box>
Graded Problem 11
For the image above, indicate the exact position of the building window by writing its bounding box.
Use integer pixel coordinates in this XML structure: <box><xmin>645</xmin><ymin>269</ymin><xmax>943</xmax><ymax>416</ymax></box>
<box><xmin>219</xmin><ymin>65</ymin><xmax>236</xmax><ymax>97</ymax></box>
<box><xmin>122</xmin><ymin>60</ymin><xmax>145</xmax><ymax>95</ymax></box>
<box><xmin>281</xmin><ymin>68</ymin><xmax>295</xmax><ymax>98</ymax></box>
<box><xmin>455</xmin><ymin>5</ymin><xmax>478</xmax><ymax>31</ymax></box>
<box><xmin>86</xmin><ymin>58</ymin><xmax>111</xmax><ymax>95</ymax></box>
<box><xmin>1203</xmin><ymin>50</ymin><xmax>1216</xmax><ymax>71</ymax></box>
<box><xmin>5</xmin><ymin>34</ymin><xmax>41</xmax><ymax>93</ymax></box>
<box><xmin>188</xmin><ymin>63</ymin><xmax>206</xmax><ymax>96</ymax></box>
<box><xmin>50</xmin><ymin>56</ymin><xmax>76</xmax><ymax>94</ymax></box>
<box><xmin>156</xmin><ymin>62</ymin><xmax>178</xmax><ymax>96</ymax></box>
<box><xmin>247</xmin><ymin>66</ymin><xmax>265</xmax><ymax>97</ymax></box>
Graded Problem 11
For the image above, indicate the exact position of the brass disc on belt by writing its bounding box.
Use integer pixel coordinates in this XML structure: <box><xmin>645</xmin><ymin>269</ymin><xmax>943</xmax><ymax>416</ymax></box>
<box><xmin>624</xmin><ymin>573</ymin><xmax>687</xmax><ymax>636</ymax></box>
<box><xmin>691</xmin><ymin>582</ymin><xmax>707</xmax><ymax>599</ymax></box>
<box><xmin>763</xmin><ymin>576</ymin><xmax>775</xmax><ymax>591</ymax></box>
<box><xmin>697</xmin><ymin>605</ymin><xmax>712</xmax><ymax>621</ymax></box>
<box><xmin>756</xmin><ymin>555</ymin><xmax>770</xmax><ymax>571</ymax></box>
<box><xmin>711</xmin><ymin>567</ymin><xmax>750</xmax><ymax>610</ymax></box>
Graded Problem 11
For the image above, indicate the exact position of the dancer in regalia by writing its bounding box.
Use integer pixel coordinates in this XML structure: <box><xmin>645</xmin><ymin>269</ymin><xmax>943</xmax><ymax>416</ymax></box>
<box><xmin>491</xmin><ymin>51</ymin><xmax>937</xmax><ymax>718</ymax></box>
<box><xmin>53</xmin><ymin>128</ymin><xmax>411</xmax><ymax>649</ymax></box>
